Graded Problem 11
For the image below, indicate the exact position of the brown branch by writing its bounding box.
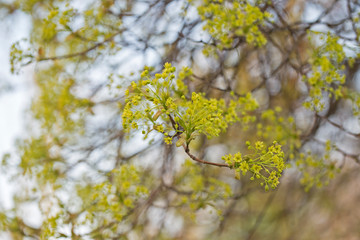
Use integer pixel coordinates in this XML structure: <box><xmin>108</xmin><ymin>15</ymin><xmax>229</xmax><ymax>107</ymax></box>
<box><xmin>183</xmin><ymin>144</ymin><xmax>230</xmax><ymax>168</ymax></box>
<box><xmin>37</xmin><ymin>31</ymin><xmax>123</xmax><ymax>61</ymax></box>
<box><xmin>167</xmin><ymin>111</ymin><xmax>230</xmax><ymax>168</ymax></box>
<box><xmin>312</xmin><ymin>137</ymin><xmax>360</xmax><ymax>163</ymax></box>
<box><xmin>317</xmin><ymin>114</ymin><xmax>360</xmax><ymax>138</ymax></box>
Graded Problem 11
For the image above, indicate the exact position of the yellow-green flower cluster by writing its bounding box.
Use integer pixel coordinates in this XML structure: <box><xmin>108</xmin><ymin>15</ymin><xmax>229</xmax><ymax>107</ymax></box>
<box><xmin>180</xmin><ymin>93</ymin><xmax>233</xmax><ymax>138</ymax></box>
<box><xmin>41</xmin><ymin>7</ymin><xmax>78</xmax><ymax>42</ymax></box>
<box><xmin>85</xmin><ymin>165</ymin><xmax>149</xmax><ymax>224</ymax></box>
<box><xmin>296</xmin><ymin>141</ymin><xmax>340</xmax><ymax>191</ymax></box>
<box><xmin>122</xmin><ymin>63</ymin><xmax>181</xmax><ymax>134</ymax></box>
<box><xmin>197</xmin><ymin>0</ymin><xmax>270</xmax><ymax>53</ymax></box>
<box><xmin>122</xmin><ymin>63</ymin><xmax>258</xmax><ymax>146</ymax></box>
<box><xmin>174</xmin><ymin>92</ymin><xmax>257</xmax><ymax>145</ymax></box>
<box><xmin>257</xmin><ymin>107</ymin><xmax>301</xmax><ymax>155</ymax></box>
<box><xmin>222</xmin><ymin>141</ymin><xmax>285</xmax><ymax>190</ymax></box>
<box><xmin>10</xmin><ymin>39</ymin><xmax>35</xmax><ymax>74</ymax></box>
<box><xmin>11</xmin><ymin>0</ymin><xmax>123</xmax><ymax>73</ymax></box>
<box><xmin>304</xmin><ymin>32</ymin><xmax>346</xmax><ymax>111</ymax></box>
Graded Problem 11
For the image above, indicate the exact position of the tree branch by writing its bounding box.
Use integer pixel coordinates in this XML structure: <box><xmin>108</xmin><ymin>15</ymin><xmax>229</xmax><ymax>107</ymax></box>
<box><xmin>183</xmin><ymin>144</ymin><xmax>230</xmax><ymax>168</ymax></box>
<box><xmin>37</xmin><ymin>31</ymin><xmax>123</xmax><ymax>61</ymax></box>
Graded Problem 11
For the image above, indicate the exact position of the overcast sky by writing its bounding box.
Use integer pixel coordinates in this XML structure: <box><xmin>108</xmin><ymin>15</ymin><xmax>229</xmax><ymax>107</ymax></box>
<box><xmin>0</xmin><ymin>11</ymin><xmax>33</xmax><ymax>209</ymax></box>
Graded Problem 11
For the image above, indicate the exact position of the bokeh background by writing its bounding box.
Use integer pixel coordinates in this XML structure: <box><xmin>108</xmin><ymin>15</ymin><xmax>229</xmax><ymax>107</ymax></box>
<box><xmin>0</xmin><ymin>0</ymin><xmax>360</xmax><ymax>239</ymax></box>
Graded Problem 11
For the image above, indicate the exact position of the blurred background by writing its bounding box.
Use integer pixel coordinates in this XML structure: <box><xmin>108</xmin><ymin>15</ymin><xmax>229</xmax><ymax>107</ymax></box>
<box><xmin>0</xmin><ymin>0</ymin><xmax>360</xmax><ymax>239</ymax></box>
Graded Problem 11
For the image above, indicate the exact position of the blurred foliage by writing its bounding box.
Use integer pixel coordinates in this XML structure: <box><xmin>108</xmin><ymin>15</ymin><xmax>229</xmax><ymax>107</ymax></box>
<box><xmin>1</xmin><ymin>0</ymin><xmax>360</xmax><ymax>239</ymax></box>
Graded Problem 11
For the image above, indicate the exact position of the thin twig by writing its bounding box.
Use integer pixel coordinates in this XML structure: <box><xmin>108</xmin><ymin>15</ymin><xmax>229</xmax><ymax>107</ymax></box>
<box><xmin>183</xmin><ymin>144</ymin><xmax>230</xmax><ymax>168</ymax></box>
<box><xmin>37</xmin><ymin>31</ymin><xmax>123</xmax><ymax>61</ymax></box>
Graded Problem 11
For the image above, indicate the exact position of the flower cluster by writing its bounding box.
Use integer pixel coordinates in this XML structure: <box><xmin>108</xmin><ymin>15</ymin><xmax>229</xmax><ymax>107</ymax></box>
<box><xmin>196</xmin><ymin>0</ymin><xmax>270</xmax><ymax>55</ymax></box>
<box><xmin>222</xmin><ymin>141</ymin><xmax>285</xmax><ymax>190</ymax></box>
<box><xmin>303</xmin><ymin>32</ymin><xmax>346</xmax><ymax>111</ymax></box>
<box><xmin>122</xmin><ymin>63</ymin><xmax>182</xmax><ymax>135</ymax></box>
<box><xmin>122</xmin><ymin>63</ymin><xmax>258</xmax><ymax>147</ymax></box>
<box><xmin>296</xmin><ymin>141</ymin><xmax>340</xmax><ymax>191</ymax></box>
<box><xmin>85</xmin><ymin>165</ymin><xmax>149</xmax><ymax>224</ymax></box>
<box><xmin>257</xmin><ymin>107</ymin><xmax>301</xmax><ymax>156</ymax></box>
<box><xmin>121</xmin><ymin>63</ymin><xmax>287</xmax><ymax>189</ymax></box>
